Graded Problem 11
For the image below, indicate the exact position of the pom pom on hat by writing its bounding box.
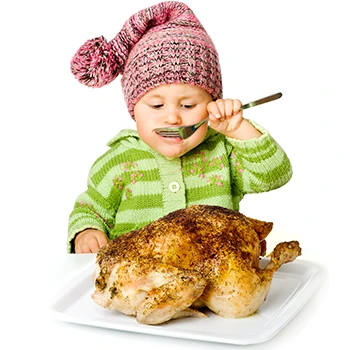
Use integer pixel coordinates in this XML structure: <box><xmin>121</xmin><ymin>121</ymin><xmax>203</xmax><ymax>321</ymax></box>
<box><xmin>71</xmin><ymin>37</ymin><xmax>121</xmax><ymax>88</ymax></box>
<box><xmin>71</xmin><ymin>1</ymin><xmax>223</xmax><ymax>118</ymax></box>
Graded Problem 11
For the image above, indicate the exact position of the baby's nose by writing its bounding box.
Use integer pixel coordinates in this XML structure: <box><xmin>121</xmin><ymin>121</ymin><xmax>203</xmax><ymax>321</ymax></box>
<box><xmin>166</xmin><ymin>110</ymin><xmax>182</xmax><ymax>125</ymax></box>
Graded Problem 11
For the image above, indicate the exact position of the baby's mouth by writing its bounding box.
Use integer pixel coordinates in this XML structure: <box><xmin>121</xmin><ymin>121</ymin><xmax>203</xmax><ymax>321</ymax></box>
<box><xmin>156</xmin><ymin>131</ymin><xmax>182</xmax><ymax>138</ymax></box>
<box><xmin>154</xmin><ymin>118</ymin><xmax>208</xmax><ymax>140</ymax></box>
<box><xmin>154</xmin><ymin>128</ymin><xmax>183</xmax><ymax>139</ymax></box>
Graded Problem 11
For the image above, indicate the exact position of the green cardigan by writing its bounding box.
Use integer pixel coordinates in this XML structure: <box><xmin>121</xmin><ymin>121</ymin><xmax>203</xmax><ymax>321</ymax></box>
<box><xmin>67</xmin><ymin>122</ymin><xmax>292</xmax><ymax>252</ymax></box>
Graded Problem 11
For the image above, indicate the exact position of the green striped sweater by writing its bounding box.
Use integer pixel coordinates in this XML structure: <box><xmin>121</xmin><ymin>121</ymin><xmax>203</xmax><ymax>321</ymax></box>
<box><xmin>67</xmin><ymin>122</ymin><xmax>292</xmax><ymax>252</ymax></box>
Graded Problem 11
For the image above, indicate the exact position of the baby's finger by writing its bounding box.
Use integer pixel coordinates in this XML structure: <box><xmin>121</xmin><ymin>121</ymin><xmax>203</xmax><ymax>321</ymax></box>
<box><xmin>96</xmin><ymin>234</ymin><xmax>109</xmax><ymax>249</ymax></box>
<box><xmin>213</xmin><ymin>99</ymin><xmax>228</xmax><ymax>120</ymax></box>
<box><xmin>89</xmin><ymin>239</ymin><xmax>101</xmax><ymax>253</ymax></box>
<box><xmin>207</xmin><ymin>100</ymin><xmax>222</xmax><ymax>120</ymax></box>
<box><xmin>223</xmin><ymin>99</ymin><xmax>234</xmax><ymax>117</ymax></box>
<box><xmin>76</xmin><ymin>243</ymin><xmax>90</xmax><ymax>254</ymax></box>
<box><xmin>233</xmin><ymin>99</ymin><xmax>242</xmax><ymax>114</ymax></box>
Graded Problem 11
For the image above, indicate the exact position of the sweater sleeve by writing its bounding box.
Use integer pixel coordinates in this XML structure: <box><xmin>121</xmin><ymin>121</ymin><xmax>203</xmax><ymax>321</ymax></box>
<box><xmin>67</xmin><ymin>150</ymin><xmax>122</xmax><ymax>253</ymax></box>
<box><xmin>227</xmin><ymin>120</ymin><xmax>292</xmax><ymax>194</ymax></box>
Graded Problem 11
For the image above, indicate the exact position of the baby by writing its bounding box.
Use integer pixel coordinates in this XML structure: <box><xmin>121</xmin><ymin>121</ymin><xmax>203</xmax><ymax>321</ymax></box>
<box><xmin>68</xmin><ymin>1</ymin><xmax>292</xmax><ymax>253</ymax></box>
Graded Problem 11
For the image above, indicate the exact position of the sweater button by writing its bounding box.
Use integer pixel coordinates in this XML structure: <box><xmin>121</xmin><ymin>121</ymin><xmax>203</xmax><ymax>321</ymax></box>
<box><xmin>169</xmin><ymin>181</ymin><xmax>180</xmax><ymax>193</ymax></box>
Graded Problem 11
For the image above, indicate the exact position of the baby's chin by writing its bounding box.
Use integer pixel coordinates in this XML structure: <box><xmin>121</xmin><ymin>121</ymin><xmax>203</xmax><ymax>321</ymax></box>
<box><xmin>160</xmin><ymin>146</ymin><xmax>198</xmax><ymax>159</ymax></box>
<box><xmin>161</xmin><ymin>152</ymin><xmax>185</xmax><ymax>159</ymax></box>
<box><xmin>156</xmin><ymin>145</ymin><xmax>191</xmax><ymax>159</ymax></box>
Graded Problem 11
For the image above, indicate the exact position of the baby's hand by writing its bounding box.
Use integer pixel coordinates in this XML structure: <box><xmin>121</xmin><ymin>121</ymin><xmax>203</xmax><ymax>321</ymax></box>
<box><xmin>207</xmin><ymin>99</ymin><xmax>243</xmax><ymax>138</ymax></box>
<box><xmin>74</xmin><ymin>229</ymin><xmax>109</xmax><ymax>253</ymax></box>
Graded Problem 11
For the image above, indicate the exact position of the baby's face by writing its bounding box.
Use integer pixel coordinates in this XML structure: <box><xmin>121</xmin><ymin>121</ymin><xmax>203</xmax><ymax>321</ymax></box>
<box><xmin>134</xmin><ymin>84</ymin><xmax>212</xmax><ymax>159</ymax></box>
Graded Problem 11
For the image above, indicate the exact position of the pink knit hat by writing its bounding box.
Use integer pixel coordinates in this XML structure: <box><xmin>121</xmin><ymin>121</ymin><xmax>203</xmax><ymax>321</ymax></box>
<box><xmin>71</xmin><ymin>1</ymin><xmax>223</xmax><ymax>118</ymax></box>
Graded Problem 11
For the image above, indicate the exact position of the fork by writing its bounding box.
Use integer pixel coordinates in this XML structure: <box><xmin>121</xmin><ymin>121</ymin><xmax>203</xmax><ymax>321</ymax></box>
<box><xmin>154</xmin><ymin>92</ymin><xmax>282</xmax><ymax>139</ymax></box>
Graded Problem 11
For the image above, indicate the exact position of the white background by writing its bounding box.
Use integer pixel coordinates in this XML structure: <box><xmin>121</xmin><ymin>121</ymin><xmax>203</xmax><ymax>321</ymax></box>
<box><xmin>1</xmin><ymin>0</ymin><xmax>348</xmax><ymax>348</ymax></box>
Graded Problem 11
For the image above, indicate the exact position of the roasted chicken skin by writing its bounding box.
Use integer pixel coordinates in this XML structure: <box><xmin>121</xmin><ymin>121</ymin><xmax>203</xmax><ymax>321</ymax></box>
<box><xmin>92</xmin><ymin>205</ymin><xmax>301</xmax><ymax>324</ymax></box>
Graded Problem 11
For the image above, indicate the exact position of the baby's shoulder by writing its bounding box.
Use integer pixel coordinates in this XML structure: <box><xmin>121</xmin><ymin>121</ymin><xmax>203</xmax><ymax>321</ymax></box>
<box><xmin>107</xmin><ymin>129</ymin><xmax>139</xmax><ymax>148</ymax></box>
<box><xmin>89</xmin><ymin>130</ymin><xmax>146</xmax><ymax>175</ymax></box>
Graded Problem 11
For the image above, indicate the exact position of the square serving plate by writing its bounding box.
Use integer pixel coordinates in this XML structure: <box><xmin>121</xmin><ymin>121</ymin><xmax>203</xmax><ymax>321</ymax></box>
<box><xmin>50</xmin><ymin>258</ymin><xmax>324</xmax><ymax>345</ymax></box>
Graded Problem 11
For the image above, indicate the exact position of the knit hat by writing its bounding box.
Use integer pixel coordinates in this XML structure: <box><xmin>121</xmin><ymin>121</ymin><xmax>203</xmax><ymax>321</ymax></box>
<box><xmin>71</xmin><ymin>1</ymin><xmax>223</xmax><ymax>118</ymax></box>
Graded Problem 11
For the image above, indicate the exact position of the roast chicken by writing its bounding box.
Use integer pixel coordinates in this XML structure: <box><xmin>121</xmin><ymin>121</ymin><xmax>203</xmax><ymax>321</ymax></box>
<box><xmin>92</xmin><ymin>205</ymin><xmax>301</xmax><ymax>325</ymax></box>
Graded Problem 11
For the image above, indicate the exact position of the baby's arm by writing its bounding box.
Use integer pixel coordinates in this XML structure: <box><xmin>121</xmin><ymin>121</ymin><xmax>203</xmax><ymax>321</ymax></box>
<box><xmin>227</xmin><ymin>120</ymin><xmax>292</xmax><ymax>194</ymax></box>
<box><xmin>68</xmin><ymin>147</ymin><xmax>123</xmax><ymax>253</ymax></box>
<box><xmin>74</xmin><ymin>229</ymin><xmax>109</xmax><ymax>253</ymax></box>
<box><xmin>208</xmin><ymin>99</ymin><xmax>292</xmax><ymax>193</ymax></box>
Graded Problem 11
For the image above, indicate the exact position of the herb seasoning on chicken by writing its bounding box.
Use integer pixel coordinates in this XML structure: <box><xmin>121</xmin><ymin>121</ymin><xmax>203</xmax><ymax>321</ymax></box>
<box><xmin>92</xmin><ymin>205</ymin><xmax>301</xmax><ymax>325</ymax></box>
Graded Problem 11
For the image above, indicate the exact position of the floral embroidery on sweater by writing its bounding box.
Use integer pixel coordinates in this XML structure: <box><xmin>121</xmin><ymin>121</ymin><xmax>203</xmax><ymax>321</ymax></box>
<box><xmin>112</xmin><ymin>161</ymin><xmax>144</xmax><ymax>199</ymax></box>
<box><xmin>78</xmin><ymin>201</ymin><xmax>114</xmax><ymax>228</ymax></box>
<box><xmin>189</xmin><ymin>151</ymin><xmax>225</xmax><ymax>186</ymax></box>
<box><xmin>231</xmin><ymin>151</ymin><xmax>244</xmax><ymax>174</ymax></box>
<box><xmin>189</xmin><ymin>150</ymin><xmax>244</xmax><ymax>186</ymax></box>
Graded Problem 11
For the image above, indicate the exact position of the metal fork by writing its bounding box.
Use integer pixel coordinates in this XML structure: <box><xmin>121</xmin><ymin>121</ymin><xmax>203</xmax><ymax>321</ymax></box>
<box><xmin>154</xmin><ymin>92</ymin><xmax>282</xmax><ymax>139</ymax></box>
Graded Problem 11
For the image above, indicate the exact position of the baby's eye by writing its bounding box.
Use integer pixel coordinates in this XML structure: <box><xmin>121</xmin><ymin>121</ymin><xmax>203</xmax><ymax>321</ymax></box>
<box><xmin>181</xmin><ymin>104</ymin><xmax>194</xmax><ymax>109</ymax></box>
<box><xmin>151</xmin><ymin>104</ymin><xmax>164</xmax><ymax>109</ymax></box>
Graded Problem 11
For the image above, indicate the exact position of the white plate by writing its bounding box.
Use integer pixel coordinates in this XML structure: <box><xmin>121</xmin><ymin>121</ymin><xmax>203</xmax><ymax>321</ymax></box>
<box><xmin>50</xmin><ymin>258</ymin><xmax>324</xmax><ymax>345</ymax></box>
